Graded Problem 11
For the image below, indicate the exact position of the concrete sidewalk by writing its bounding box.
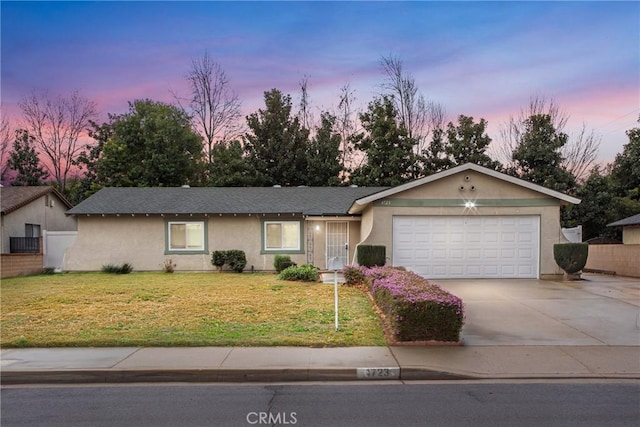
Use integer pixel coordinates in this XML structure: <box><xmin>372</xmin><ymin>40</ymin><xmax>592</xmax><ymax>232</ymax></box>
<box><xmin>2</xmin><ymin>345</ymin><xmax>639</xmax><ymax>384</ymax></box>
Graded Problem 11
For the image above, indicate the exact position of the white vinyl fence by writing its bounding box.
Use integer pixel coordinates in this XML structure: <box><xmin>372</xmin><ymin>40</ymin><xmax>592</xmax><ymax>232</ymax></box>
<box><xmin>44</xmin><ymin>230</ymin><xmax>78</xmax><ymax>271</ymax></box>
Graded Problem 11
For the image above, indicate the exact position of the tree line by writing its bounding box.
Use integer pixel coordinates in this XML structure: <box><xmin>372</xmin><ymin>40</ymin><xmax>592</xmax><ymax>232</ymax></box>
<box><xmin>1</xmin><ymin>53</ymin><xmax>638</xmax><ymax>240</ymax></box>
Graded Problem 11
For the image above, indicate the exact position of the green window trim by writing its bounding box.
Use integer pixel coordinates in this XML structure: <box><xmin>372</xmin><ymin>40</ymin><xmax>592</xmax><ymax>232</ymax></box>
<box><xmin>260</xmin><ymin>219</ymin><xmax>305</xmax><ymax>255</ymax></box>
<box><xmin>164</xmin><ymin>219</ymin><xmax>209</xmax><ymax>255</ymax></box>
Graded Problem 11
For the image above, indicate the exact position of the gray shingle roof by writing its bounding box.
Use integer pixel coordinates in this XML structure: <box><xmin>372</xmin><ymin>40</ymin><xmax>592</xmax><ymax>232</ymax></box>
<box><xmin>66</xmin><ymin>187</ymin><xmax>389</xmax><ymax>216</ymax></box>
<box><xmin>607</xmin><ymin>213</ymin><xmax>640</xmax><ymax>227</ymax></box>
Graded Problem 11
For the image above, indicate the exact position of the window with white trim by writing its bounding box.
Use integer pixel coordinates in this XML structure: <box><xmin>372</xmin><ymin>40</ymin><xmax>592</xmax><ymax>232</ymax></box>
<box><xmin>168</xmin><ymin>221</ymin><xmax>205</xmax><ymax>251</ymax></box>
<box><xmin>264</xmin><ymin>221</ymin><xmax>301</xmax><ymax>252</ymax></box>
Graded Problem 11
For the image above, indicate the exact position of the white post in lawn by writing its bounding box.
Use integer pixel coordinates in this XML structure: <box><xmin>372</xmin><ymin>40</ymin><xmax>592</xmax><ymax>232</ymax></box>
<box><xmin>328</xmin><ymin>256</ymin><xmax>340</xmax><ymax>331</ymax></box>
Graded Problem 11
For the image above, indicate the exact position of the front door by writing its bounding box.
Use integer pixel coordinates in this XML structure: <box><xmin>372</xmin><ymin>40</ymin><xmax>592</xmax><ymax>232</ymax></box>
<box><xmin>326</xmin><ymin>221</ymin><xmax>348</xmax><ymax>269</ymax></box>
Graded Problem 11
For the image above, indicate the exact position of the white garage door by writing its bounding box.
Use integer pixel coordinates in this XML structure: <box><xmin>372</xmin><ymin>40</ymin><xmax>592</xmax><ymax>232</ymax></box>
<box><xmin>393</xmin><ymin>216</ymin><xmax>539</xmax><ymax>279</ymax></box>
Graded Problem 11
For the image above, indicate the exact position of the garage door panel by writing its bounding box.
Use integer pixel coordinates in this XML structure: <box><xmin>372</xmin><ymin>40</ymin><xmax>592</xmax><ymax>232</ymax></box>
<box><xmin>467</xmin><ymin>249</ymin><xmax>481</xmax><ymax>259</ymax></box>
<box><xmin>484</xmin><ymin>232</ymin><xmax>499</xmax><ymax>242</ymax></box>
<box><xmin>433</xmin><ymin>248</ymin><xmax>447</xmax><ymax>259</ymax></box>
<box><xmin>393</xmin><ymin>216</ymin><xmax>539</xmax><ymax>279</ymax></box>
<box><xmin>484</xmin><ymin>265</ymin><xmax>499</xmax><ymax>275</ymax></box>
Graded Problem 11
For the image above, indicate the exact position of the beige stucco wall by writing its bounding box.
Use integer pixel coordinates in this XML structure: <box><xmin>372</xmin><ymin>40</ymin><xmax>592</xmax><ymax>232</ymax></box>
<box><xmin>585</xmin><ymin>244</ymin><xmax>640</xmax><ymax>278</ymax></box>
<box><xmin>1</xmin><ymin>194</ymin><xmax>77</xmax><ymax>253</ymax></box>
<box><xmin>63</xmin><ymin>215</ymin><xmax>361</xmax><ymax>272</ymax></box>
<box><xmin>356</xmin><ymin>170</ymin><xmax>567</xmax><ymax>279</ymax></box>
<box><xmin>622</xmin><ymin>226</ymin><xmax>640</xmax><ymax>244</ymax></box>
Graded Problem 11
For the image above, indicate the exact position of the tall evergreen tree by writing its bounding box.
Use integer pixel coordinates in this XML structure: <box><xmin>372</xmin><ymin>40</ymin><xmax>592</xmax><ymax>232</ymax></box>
<box><xmin>8</xmin><ymin>129</ymin><xmax>49</xmax><ymax>186</ymax></box>
<box><xmin>208</xmin><ymin>140</ymin><xmax>254</xmax><ymax>186</ymax></box>
<box><xmin>244</xmin><ymin>89</ymin><xmax>310</xmax><ymax>186</ymax></box>
<box><xmin>350</xmin><ymin>96</ymin><xmax>418</xmax><ymax>186</ymax></box>
<box><xmin>443</xmin><ymin>115</ymin><xmax>501</xmax><ymax>170</ymax></box>
<box><xmin>305</xmin><ymin>112</ymin><xmax>343</xmax><ymax>186</ymax></box>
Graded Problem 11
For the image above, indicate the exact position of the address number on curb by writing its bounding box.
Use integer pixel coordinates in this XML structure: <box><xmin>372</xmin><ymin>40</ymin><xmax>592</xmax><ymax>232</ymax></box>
<box><xmin>356</xmin><ymin>367</ymin><xmax>400</xmax><ymax>379</ymax></box>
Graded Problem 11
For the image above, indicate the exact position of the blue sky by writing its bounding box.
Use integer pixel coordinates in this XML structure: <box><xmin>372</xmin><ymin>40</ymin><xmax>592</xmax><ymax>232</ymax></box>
<box><xmin>2</xmin><ymin>1</ymin><xmax>639</xmax><ymax>163</ymax></box>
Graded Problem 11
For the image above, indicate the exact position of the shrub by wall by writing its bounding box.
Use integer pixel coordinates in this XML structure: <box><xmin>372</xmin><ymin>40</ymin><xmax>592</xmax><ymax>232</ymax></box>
<box><xmin>210</xmin><ymin>250</ymin><xmax>247</xmax><ymax>273</ymax></box>
<box><xmin>343</xmin><ymin>264</ymin><xmax>368</xmax><ymax>286</ymax></box>
<box><xmin>211</xmin><ymin>251</ymin><xmax>227</xmax><ymax>272</ymax></box>
<box><xmin>274</xmin><ymin>254</ymin><xmax>296</xmax><ymax>273</ymax></box>
<box><xmin>277</xmin><ymin>264</ymin><xmax>319</xmax><ymax>282</ymax></box>
<box><xmin>553</xmin><ymin>243</ymin><xmax>588</xmax><ymax>275</ymax></box>
<box><xmin>364</xmin><ymin>267</ymin><xmax>464</xmax><ymax>342</ymax></box>
<box><xmin>356</xmin><ymin>245</ymin><xmax>386</xmax><ymax>267</ymax></box>
<box><xmin>101</xmin><ymin>263</ymin><xmax>133</xmax><ymax>274</ymax></box>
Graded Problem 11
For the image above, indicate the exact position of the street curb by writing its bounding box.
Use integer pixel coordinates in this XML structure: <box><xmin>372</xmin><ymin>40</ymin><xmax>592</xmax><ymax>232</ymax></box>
<box><xmin>1</xmin><ymin>368</ymin><xmax>477</xmax><ymax>385</ymax></box>
<box><xmin>6</xmin><ymin>369</ymin><xmax>638</xmax><ymax>385</ymax></box>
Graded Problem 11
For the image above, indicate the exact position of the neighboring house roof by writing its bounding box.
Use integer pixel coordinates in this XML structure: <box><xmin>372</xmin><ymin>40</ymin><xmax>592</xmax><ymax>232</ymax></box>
<box><xmin>66</xmin><ymin>186</ymin><xmax>389</xmax><ymax>216</ymax></box>
<box><xmin>1</xmin><ymin>186</ymin><xmax>73</xmax><ymax>216</ymax></box>
<box><xmin>349</xmin><ymin>163</ymin><xmax>582</xmax><ymax>213</ymax></box>
<box><xmin>607</xmin><ymin>213</ymin><xmax>640</xmax><ymax>228</ymax></box>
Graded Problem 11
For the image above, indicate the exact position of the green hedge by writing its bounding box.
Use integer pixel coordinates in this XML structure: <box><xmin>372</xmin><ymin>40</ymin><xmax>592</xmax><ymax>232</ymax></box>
<box><xmin>553</xmin><ymin>243</ymin><xmax>588</xmax><ymax>274</ymax></box>
<box><xmin>101</xmin><ymin>263</ymin><xmax>133</xmax><ymax>274</ymax></box>
<box><xmin>357</xmin><ymin>245</ymin><xmax>386</xmax><ymax>267</ymax></box>
<box><xmin>274</xmin><ymin>254</ymin><xmax>296</xmax><ymax>273</ymax></box>
<box><xmin>277</xmin><ymin>264</ymin><xmax>319</xmax><ymax>282</ymax></box>
<box><xmin>210</xmin><ymin>250</ymin><xmax>247</xmax><ymax>273</ymax></box>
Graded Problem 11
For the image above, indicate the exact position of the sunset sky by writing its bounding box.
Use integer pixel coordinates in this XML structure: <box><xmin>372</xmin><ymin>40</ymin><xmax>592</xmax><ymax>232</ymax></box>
<box><xmin>2</xmin><ymin>1</ymin><xmax>639</xmax><ymax>164</ymax></box>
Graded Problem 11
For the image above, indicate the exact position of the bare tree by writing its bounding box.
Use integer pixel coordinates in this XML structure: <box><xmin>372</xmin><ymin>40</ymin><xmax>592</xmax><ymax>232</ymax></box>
<box><xmin>563</xmin><ymin>124</ymin><xmax>600</xmax><ymax>181</ymax></box>
<box><xmin>335</xmin><ymin>83</ymin><xmax>361</xmax><ymax>174</ymax></box>
<box><xmin>182</xmin><ymin>52</ymin><xmax>243</xmax><ymax>166</ymax></box>
<box><xmin>0</xmin><ymin>111</ymin><xmax>13</xmax><ymax>183</ymax></box>
<box><xmin>495</xmin><ymin>95</ymin><xmax>599</xmax><ymax>180</ymax></box>
<box><xmin>379</xmin><ymin>54</ymin><xmax>446</xmax><ymax>154</ymax></box>
<box><xmin>18</xmin><ymin>91</ymin><xmax>97</xmax><ymax>190</ymax></box>
<box><xmin>297</xmin><ymin>75</ymin><xmax>314</xmax><ymax>131</ymax></box>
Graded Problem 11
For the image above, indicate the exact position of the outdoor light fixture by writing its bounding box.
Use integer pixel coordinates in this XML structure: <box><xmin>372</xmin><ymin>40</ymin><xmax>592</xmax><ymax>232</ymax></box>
<box><xmin>464</xmin><ymin>201</ymin><xmax>476</xmax><ymax>209</ymax></box>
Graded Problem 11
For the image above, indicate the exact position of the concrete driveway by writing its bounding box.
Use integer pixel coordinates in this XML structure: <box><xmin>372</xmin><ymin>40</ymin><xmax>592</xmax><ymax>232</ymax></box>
<box><xmin>435</xmin><ymin>274</ymin><xmax>640</xmax><ymax>346</ymax></box>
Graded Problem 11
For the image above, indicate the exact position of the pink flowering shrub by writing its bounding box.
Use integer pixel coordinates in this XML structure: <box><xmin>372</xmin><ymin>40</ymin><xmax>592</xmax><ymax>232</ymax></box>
<box><xmin>364</xmin><ymin>266</ymin><xmax>464</xmax><ymax>342</ymax></box>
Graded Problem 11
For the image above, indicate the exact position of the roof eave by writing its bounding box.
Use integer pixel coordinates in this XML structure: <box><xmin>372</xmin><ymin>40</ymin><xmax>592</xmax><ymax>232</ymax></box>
<box><xmin>351</xmin><ymin>163</ymin><xmax>581</xmax><ymax>208</ymax></box>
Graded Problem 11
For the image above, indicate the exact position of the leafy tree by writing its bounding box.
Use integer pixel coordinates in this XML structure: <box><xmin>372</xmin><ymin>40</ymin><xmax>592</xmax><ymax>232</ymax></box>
<box><xmin>208</xmin><ymin>140</ymin><xmax>254</xmax><ymax>186</ymax></box>
<box><xmin>350</xmin><ymin>96</ymin><xmax>418</xmax><ymax>186</ymax></box>
<box><xmin>96</xmin><ymin>100</ymin><xmax>204</xmax><ymax>187</ymax></box>
<box><xmin>611</xmin><ymin>120</ymin><xmax>640</xmax><ymax>200</ymax></box>
<box><xmin>443</xmin><ymin>115</ymin><xmax>501</xmax><ymax>170</ymax></box>
<box><xmin>509</xmin><ymin>113</ymin><xmax>576</xmax><ymax>193</ymax></box>
<box><xmin>18</xmin><ymin>90</ymin><xmax>97</xmax><ymax>191</ymax></box>
<box><xmin>8</xmin><ymin>129</ymin><xmax>49</xmax><ymax>186</ymax></box>
<box><xmin>563</xmin><ymin>166</ymin><xmax>616</xmax><ymax>240</ymax></box>
<box><xmin>244</xmin><ymin>89</ymin><xmax>310</xmax><ymax>186</ymax></box>
<box><xmin>306</xmin><ymin>112</ymin><xmax>343</xmax><ymax>186</ymax></box>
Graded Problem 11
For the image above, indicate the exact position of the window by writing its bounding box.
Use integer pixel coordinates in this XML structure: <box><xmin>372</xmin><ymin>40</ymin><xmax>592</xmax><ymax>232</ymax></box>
<box><xmin>263</xmin><ymin>220</ymin><xmax>302</xmax><ymax>252</ymax></box>
<box><xmin>25</xmin><ymin>224</ymin><xmax>41</xmax><ymax>238</ymax></box>
<box><xmin>167</xmin><ymin>221</ymin><xmax>206</xmax><ymax>253</ymax></box>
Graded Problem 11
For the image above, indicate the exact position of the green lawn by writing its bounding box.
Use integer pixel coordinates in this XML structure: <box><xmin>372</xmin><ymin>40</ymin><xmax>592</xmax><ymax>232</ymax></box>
<box><xmin>0</xmin><ymin>272</ymin><xmax>386</xmax><ymax>348</ymax></box>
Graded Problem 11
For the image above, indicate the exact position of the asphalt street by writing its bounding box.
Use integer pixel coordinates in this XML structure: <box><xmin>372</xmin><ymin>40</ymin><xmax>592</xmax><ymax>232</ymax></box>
<box><xmin>2</xmin><ymin>381</ymin><xmax>639</xmax><ymax>427</ymax></box>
